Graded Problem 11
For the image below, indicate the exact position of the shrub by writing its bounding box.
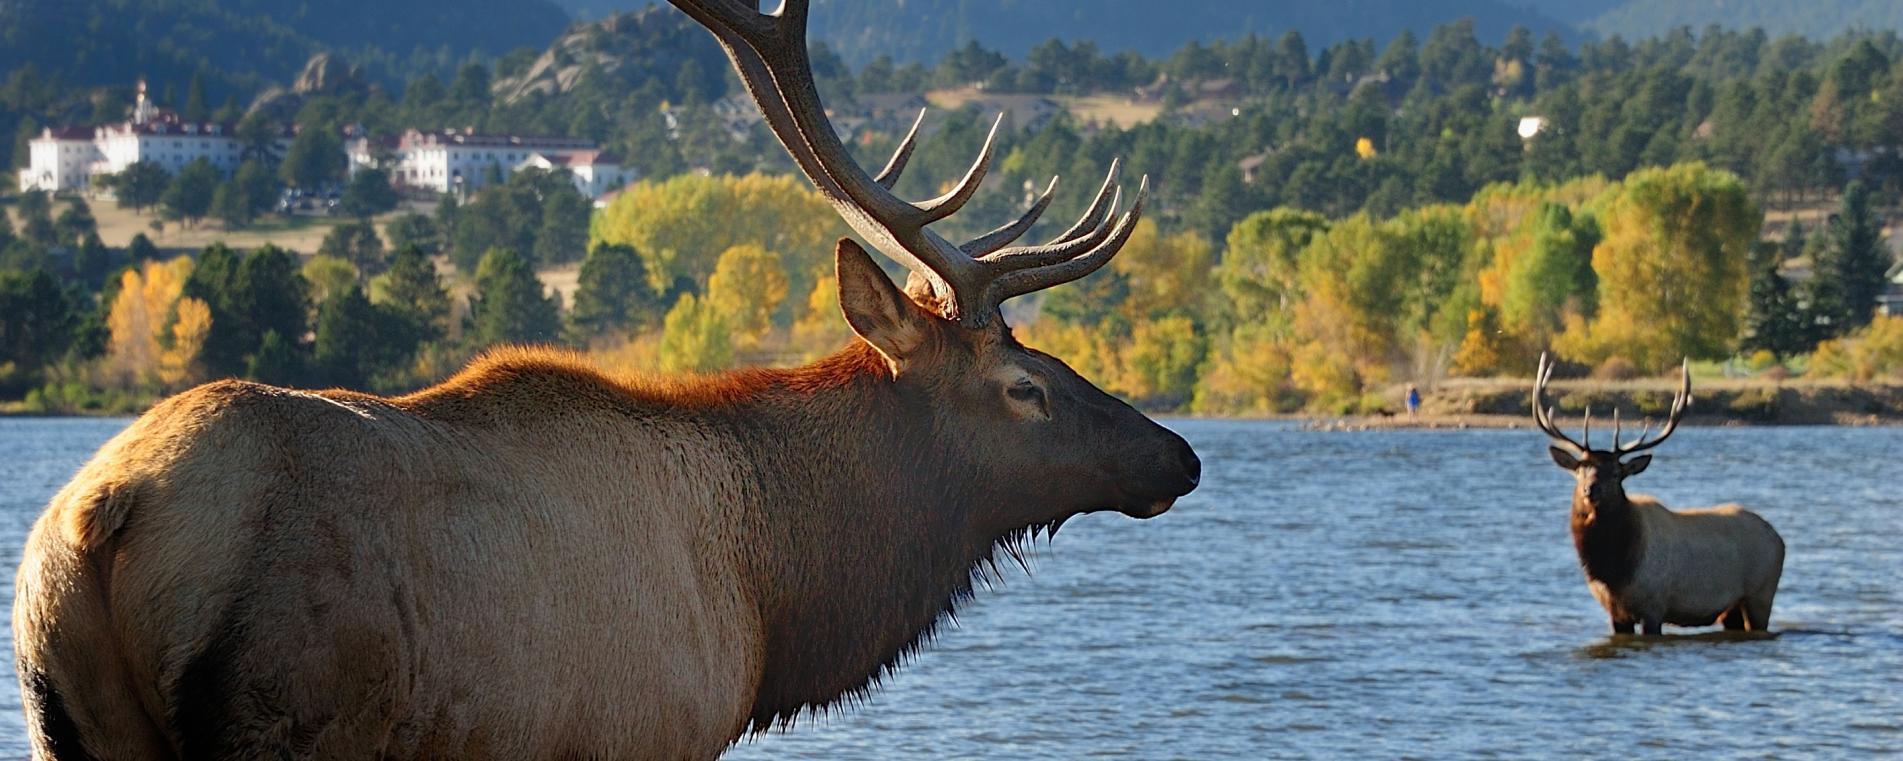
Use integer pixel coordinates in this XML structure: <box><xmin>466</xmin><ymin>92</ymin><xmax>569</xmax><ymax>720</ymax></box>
<box><xmin>1592</xmin><ymin>356</ymin><xmax>1641</xmax><ymax>380</ymax></box>
<box><xmin>1726</xmin><ymin>387</ymin><xmax>1780</xmax><ymax>421</ymax></box>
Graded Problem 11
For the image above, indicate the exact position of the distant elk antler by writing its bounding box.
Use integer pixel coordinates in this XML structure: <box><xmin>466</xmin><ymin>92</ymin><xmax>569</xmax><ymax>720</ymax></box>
<box><xmin>1533</xmin><ymin>352</ymin><xmax>1693</xmax><ymax>454</ymax></box>
<box><xmin>668</xmin><ymin>0</ymin><xmax>1147</xmax><ymax>327</ymax></box>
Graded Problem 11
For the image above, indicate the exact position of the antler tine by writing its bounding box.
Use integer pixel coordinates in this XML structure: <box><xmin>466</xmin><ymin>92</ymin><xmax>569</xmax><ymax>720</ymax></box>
<box><xmin>962</xmin><ymin>175</ymin><xmax>1058</xmax><ymax>257</ymax></box>
<box><xmin>873</xmin><ymin>107</ymin><xmax>925</xmax><ymax>190</ymax></box>
<box><xmin>1532</xmin><ymin>352</ymin><xmax>1586</xmax><ymax>453</ymax></box>
<box><xmin>1612</xmin><ymin>407</ymin><xmax>1622</xmax><ymax>451</ymax></box>
<box><xmin>1582</xmin><ymin>406</ymin><xmax>1591</xmax><ymax>450</ymax></box>
<box><xmin>989</xmin><ymin>176</ymin><xmax>1148</xmax><ymax>301</ymax></box>
<box><xmin>917</xmin><ymin>113</ymin><xmax>1004</xmax><ymax>223</ymax></box>
<box><xmin>982</xmin><ymin>185</ymin><xmax>1121</xmax><ymax>270</ymax></box>
<box><xmin>1617</xmin><ymin>358</ymin><xmax>1693</xmax><ymax>456</ymax></box>
<box><xmin>1045</xmin><ymin>158</ymin><xmax>1122</xmax><ymax>246</ymax></box>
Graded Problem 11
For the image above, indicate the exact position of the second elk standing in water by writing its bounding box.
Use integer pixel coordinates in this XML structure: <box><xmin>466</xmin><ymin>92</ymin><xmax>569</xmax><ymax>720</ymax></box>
<box><xmin>1532</xmin><ymin>355</ymin><xmax>1785</xmax><ymax>635</ymax></box>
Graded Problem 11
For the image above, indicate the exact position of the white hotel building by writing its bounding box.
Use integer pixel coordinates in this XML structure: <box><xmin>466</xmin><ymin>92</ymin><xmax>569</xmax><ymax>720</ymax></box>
<box><xmin>352</xmin><ymin>128</ymin><xmax>634</xmax><ymax>200</ymax></box>
<box><xmin>17</xmin><ymin>82</ymin><xmax>253</xmax><ymax>193</ymax></box>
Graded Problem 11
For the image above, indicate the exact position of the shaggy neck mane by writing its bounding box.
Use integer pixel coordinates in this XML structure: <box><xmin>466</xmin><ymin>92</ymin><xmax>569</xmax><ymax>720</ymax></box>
<box><xmin>1571</xmin><ymin>489</ymin><xmax>1642</xmax><ymax>592</ymax></box>
<box><xmin>407</xmin><ymin>342</ymin><xmax>1044</xmax><ymax>731</ymax></box>
<box><xmin>716</xmin><ymin>341</ymin><xmax>1031</xmax><ymax>733</ymax></box>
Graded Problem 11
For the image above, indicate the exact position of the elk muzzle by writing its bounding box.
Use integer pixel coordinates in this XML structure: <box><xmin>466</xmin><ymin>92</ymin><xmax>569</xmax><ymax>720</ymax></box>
<box><xmin>1117</xmin><ymin>426</ymin><xmax>1200</xmax><ymax>519</ymax></box>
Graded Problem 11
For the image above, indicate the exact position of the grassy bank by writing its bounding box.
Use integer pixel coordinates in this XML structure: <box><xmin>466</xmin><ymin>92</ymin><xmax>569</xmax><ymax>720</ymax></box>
<box><xmin>1310</xmin><ymin>377</ymin><xmax>1903</xmax><ymax>430</ymax></box>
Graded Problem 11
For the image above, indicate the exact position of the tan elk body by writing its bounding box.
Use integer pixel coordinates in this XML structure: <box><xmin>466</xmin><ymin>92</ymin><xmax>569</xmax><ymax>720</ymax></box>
<box><xmin>1533</xmin><ymin>356</ymin><xmax>1783</xmax><ymax>636</ymax></box>
<box><xmin>10</xmin><ymin>2</ymin><xmax>1201</xmax><ymax>758</ymax></box>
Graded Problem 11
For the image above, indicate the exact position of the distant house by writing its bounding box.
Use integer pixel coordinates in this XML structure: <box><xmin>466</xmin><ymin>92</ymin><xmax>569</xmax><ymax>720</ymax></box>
<box><xmin>1237</xmin><ymin>152</ymin><xmax>1271</xmax><ymax>184</ymax></box>
<box><xmin>1516</xmin><ymin>116</ymin><xmax>1548</xmax><ymax>140</ymax></box>
<box><xmin>516</xmin><ymin>150</ymin><xmax>634</xmax><ymax>199</ymax></box>
<box><xmin>366</xmin><ymin>128</ymin><xmax>620</xmax><ymax>197</ymax></box>
<box><xmin>1881</xmin><ymin>260</ymin><xmax>1903</xmax><ymax>317</ymax></box>
<box><xmin>711</xmin><ymin>92</ymin><xmax>764</xmax><ymax>140</ymax></box>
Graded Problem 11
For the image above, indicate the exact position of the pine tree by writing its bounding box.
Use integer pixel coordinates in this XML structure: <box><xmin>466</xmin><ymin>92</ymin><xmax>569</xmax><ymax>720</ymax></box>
<box><xmin>314</xmin><ymin>287</ymin><xmax>414</xmax><ymax>389</ymax></box>
<box><xmin>468</xmin><ymin>248</ymin><xmax>559</xmax><ymax>346</ymax></box>
<box><xmin>1823</xmin><ymin>181</ymin><xmax>1892</xmax><ymax>331</ymax></box>
<box><xmin>568</xmin><ymin>243</ymin><xmax>657</xmax><ymax>341</ymax></box>
<box><xmin>370</xmin><ymin>246</ymin><xmax>451</xmax><ymax>341</ymax></box>
<box><xmin>1742</xmin><ymin>242</ymin><xmax>1809</xmax><ymax>359</ymax></box>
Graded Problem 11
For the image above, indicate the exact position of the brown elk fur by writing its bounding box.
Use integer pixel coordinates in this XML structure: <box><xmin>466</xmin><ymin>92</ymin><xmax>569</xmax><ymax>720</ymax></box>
<box><xmin>14</xmin><ymin>242</ymin><xmax>1199</xmax><ymax>760</ymax></box>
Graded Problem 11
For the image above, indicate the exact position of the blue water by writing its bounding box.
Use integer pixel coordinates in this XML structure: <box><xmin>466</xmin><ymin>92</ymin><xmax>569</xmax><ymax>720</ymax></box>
<box><xmin>1</xmin><ymin>418</ymin><xmax>1898</xmax><ymax>758</ymax></box>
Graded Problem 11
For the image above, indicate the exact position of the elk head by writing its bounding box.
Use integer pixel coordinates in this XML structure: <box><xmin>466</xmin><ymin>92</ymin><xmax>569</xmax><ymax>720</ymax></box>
<box><xmin>669</xmin><ymin>0</ymin><xmax>1201</xmax><ymax>527</ymax></box>
<box><xmin>1534</xmin><ymin>353</ymin><xmax>1693</xmax><ymax>508</ymax></box>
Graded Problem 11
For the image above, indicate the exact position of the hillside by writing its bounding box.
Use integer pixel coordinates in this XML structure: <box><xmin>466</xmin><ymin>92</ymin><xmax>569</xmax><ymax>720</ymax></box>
<box><xmin>0</xmin><ymin>0</ymin><xmax>570</xmax><ymax>95</ymax></box>
<box><xmin>550</xmin><ymin>0</ymin><xmax>1574</xmax><ymax>65</ymax></box>
<box><xmin>1588</xmin><ymin>0</ymin><xmax>1903</xmax><ymax>41</ymax></box>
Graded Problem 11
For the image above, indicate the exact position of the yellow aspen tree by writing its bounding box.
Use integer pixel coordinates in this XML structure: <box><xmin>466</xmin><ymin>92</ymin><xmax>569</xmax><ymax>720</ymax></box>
<box><xmin>704</xmin><ymin>243</ymin><xmax>789</xmax><ymax>346</ymax></box>
<box><xmin>158</xmin><ymin>297</ymin><xmax>212</xmax><ymax>387</ymax></box>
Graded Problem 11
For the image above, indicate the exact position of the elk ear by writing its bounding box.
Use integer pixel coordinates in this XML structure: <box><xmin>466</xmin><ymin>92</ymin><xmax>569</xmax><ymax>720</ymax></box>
<box><xmin>1549</xmin><ymin>446</ymin><xmax>1581</xmax><ymax>471</ymax></box>
<box><xmin>1622</xmin><ymin>455</ymin><xmax>1651</xmax><ymax>477</ymax></box>
<box><xmin>836</xmin><ymin>238</ymin><xmax>928</xmax><ymax>372</ymax></box>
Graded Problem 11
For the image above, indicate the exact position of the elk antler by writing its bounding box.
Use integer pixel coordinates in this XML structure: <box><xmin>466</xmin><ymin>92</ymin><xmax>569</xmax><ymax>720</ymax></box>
<box><xmin>667</xmin><ymin>0</ymin><xmax>1147</xmax><ymax>327</ymax></box>
<box><xmin>1612</xmin><ymin>359</ymin><xmax>1693</xmax><ymax>457</ymax></box>
<box><xmin>1532</xmin><ymin>353</ymin><xmax>1587</xmax><ymax>454</ymax></box>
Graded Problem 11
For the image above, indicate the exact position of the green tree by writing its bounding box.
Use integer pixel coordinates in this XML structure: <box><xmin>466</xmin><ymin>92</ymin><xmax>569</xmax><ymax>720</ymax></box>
<box><xmin>210</xmin><ymin>181</ymin><xmax>252</xmax><ymax>228</ymax></box>
<box><xmin>236</xmin><ymin>114</ymin><xmax>283</xmax><ymax>165</ymax></box>
<box><xmin>1742</xmin><ymin>242</ymin><xmax>1810</xmax><ymax>359</ymax></box>
<box><xmin>340</xmin><ymin>168</ymin><xmax>399</xmax><ymax>219</ymax></box>
<box><xmin>16</xmin><ymin>190</ymin><xmax>58</xmax><ymax>248</ymax></box>
<box><xmin>533</xmin><ymin>183</ymin><xmax>591</xmax><ymax>265</ymax></box>
<box><xmin>590</xmin><ymin>173</ymin><xmax>848</xmax><ymax>294</ymax></box>
<box><xmin>245</xmin><ymin>329</ymin><xmax>303</xmax><ymax>386</ymax></box>
<box><xmin>318</xmin><ymin>221</ymin><xmax>387</xmax><ymax>274</ymax></box>
<box><xmin>1817</xmin><ymin>180</ymin><xmax>1891</xmax><ymax>332</ymax></box>
<box><xmin>280</xmin><ymin>128</ymin><xmax>345</xmax><ymax>190</ymax></box>
<box><xmin>385</xmin><ymin>213</ymin><xmax>441</xmax><ymax>255</ymax></box>
<box><xmin>703</xmin><ymin>244</ymin><xmax>789</xmax><ymax>345</ymax></box>
<box><xmin>568</xmin><ymin>243</ymin><xmax>658</xmax><ymax>340</ymax></box>
<box><xmin>659</xmin><ymin>294</ymin><xmax>732</xmax><ymax>373</ymax></box>
<box><xmin>468</xmin><ymin>248</ymin><xmax>560</xmax><ymax>346</ymax></box>
<box><xmin>127</xmin><ymin>233</ymin><xmax>160</xmax><ymax>263</ymax></box>
<box><xmin>184</xmin><ymin>243</ymin><xmax>311</xmax><ymax>378</ymax></box>
<box><xmin>302</xmin><ymin>255</ymin><xmax>360</xmax><ymax>305</ymax></box>
<box><xmin>0</xmin><ymin>269</ymin><xmax>84</xmax><ymax>395</ymax></box>
<box><xmin>1557</xmin><ymin>164</ymin><xmax>1758</xmax><ymax>371</ymax></box>
<box><xmin>313</xmin><ymin>287</ymin><xmax>416</xmax><ymax>389</ymax></box>
<box><xmin>1500</xmin><ymin>202</ymin><xmax>1599</xmax><ymax>340</ymax></box>
<box><xmin>73</xmin><ymin>233</ymin><xmax>113</xmax><ymax>288</ymax></box>
<box><xmin>233</xmin><ymin>160</ymin><xmax>280</xmax><ymax>218</ymax></box>
<box><xmin>369</xmin><ymin>246</ymin><xmax>452</xmax><ymax>341</ymax></box>
<box><xmin>1218</xmin><ymin>208</ymin><xmax>1330</xmax><ymax>328</ymax></box>
<box><xmin>114</xmin><ymin>161</ymin><xmax>171</xmax><ymax>214</ymax></box>
<box><xmin>161</xmin><ymin>159</ymin><xmax>219</xmax><ymax>227</ymax></box>
<box><xmin>182</xmin><ymin>71</ymin><xmax>208</xmax><ymax>122</ymax></box>
<box><xmin>54</xmin><ymin>198</ymin><xmax>97</xmax><ymax>243</ymax></box>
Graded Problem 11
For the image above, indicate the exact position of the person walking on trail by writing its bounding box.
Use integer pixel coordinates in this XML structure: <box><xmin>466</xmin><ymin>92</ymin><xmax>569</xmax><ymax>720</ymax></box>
<box><xmin>1406</xmin><ymin>384</ymin><xmax>1421</xmax><ymax>416</ymax></box>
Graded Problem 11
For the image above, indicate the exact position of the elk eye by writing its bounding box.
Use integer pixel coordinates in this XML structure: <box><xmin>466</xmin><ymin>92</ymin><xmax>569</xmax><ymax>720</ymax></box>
<box><xmin>1007</xmin><ymin>381</ymin><xmax>1046</xmax><ymax>406</ymax></box>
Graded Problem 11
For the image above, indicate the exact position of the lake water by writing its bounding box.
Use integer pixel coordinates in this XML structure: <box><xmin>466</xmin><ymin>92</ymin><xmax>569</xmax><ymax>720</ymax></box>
<box><xmin>0</xmin><ymin>418</ymin><xmax>1898</xmax><ymax>758</ymax></box>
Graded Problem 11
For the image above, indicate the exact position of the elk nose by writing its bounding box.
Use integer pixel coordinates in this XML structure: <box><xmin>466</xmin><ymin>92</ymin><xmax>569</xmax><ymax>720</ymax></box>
<box><xmin>1172</xmin><ymin>439</ymin><xmax>1202</xmax><ymax>493</ymax></box>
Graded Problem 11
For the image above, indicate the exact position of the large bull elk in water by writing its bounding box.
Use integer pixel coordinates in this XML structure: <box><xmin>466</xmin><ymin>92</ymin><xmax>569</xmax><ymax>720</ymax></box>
<box><xmin>1533</xmin><ymin>354</ymin><xmax>1783</xmax><ymax>636</ymax></box>
<box><xmin>11</xmin><ymin>2</ymin><xmax>1200</xmax><ymax>757</ymax></box>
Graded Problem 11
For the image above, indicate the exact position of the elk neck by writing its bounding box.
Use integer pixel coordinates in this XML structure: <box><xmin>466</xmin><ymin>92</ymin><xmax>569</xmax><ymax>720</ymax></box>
<box><xmin>720</xmin><ymin>340</ymin><xmax>1019</xmax><ymax>732</ymax></box>
<box><xmin>1570</xmin><ymin>482</ymin><xmax>1642</xmax><ymax>592</ymax></box>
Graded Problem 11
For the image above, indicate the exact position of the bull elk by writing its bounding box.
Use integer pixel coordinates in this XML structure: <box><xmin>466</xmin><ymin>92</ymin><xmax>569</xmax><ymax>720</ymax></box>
<box><xmin>1533</xmin><ymin>354</ymin><xmax>1783</xmax><ymax>636</ymax></box>
<box><xmin>10</xmin><ymin>2</ymin><xmax>1200</xmax><ymax>758</ymax></box>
